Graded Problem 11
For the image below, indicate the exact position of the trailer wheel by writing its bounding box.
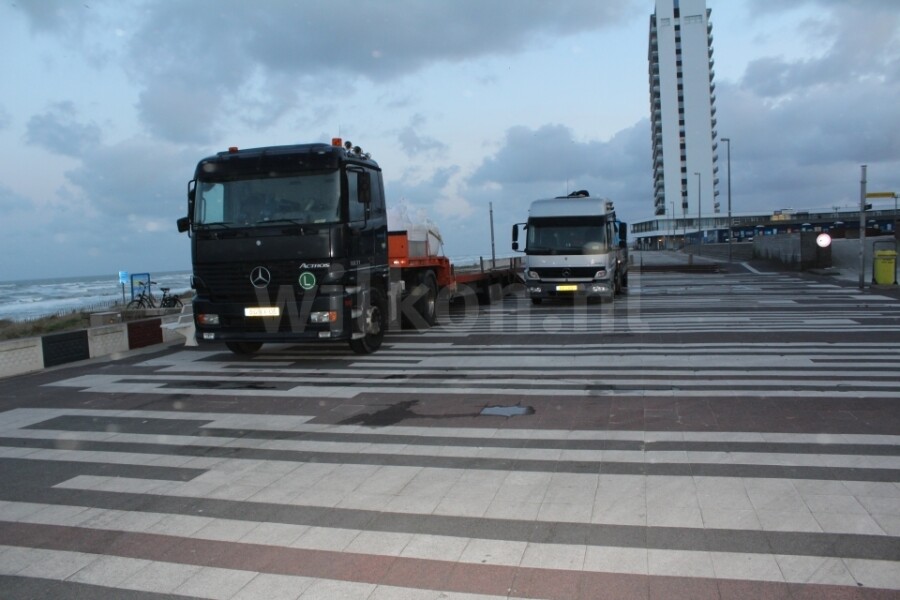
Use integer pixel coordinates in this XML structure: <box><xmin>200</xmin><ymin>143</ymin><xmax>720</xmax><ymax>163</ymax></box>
<box><xmin>226</xmin><ymin>341</ymin><xmax>262</xmax><ymax>355</ymax></box>
<box><xmin>417</xmin><ymin>271</ymin><xmax>438</xmax><ymax>326</ymax></box>
<box><xmin>350</xmin><ymin>287</ymin><xmax>386</xmax><ymax>354</ymax></box>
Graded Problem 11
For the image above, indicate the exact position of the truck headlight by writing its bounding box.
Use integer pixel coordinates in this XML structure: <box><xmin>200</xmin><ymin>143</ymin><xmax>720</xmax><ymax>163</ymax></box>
<box><xmin>197</xmin><ymin>314</ymin><xmax>219</xmax><ymax>325</ymax></box>
<box><xmin>593</xmin><ymin>269</ymin><xmax>608</xmax><ymax>280</ymax></box>
<box><xmin>526</xmin><ymin>270</ymin><xmax>540</xmax><ymax>280</ymax></box>
<box><xmin>310</xmin><ymin>311</ymin><xmax>338</xmax><ymax>324</ymax></box>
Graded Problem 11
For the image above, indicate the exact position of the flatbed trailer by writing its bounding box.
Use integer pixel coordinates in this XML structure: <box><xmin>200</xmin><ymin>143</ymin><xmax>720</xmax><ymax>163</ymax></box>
<box><xmin>387</xmin><ymin>230</ymin><xmax>520</xmax><ymax>326</ymax></box>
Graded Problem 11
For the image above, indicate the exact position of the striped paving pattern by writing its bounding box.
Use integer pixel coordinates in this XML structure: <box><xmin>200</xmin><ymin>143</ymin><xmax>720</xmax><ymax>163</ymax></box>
<box><xmin>0</xmin><ymin>266</ymin><xmax>898</xmax><ymax>598</ymax></box>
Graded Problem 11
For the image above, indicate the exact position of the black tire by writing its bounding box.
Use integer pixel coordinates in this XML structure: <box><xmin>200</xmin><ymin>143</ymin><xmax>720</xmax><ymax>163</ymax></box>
<box><xmin>531</xmin><ymin>297</ymin><xmax>542</xmax><ymax>305</ymax></box>
<box><xmin>226</xmin><ymin>341</ymin><xmax>262</xmax><ymax>355</ymax></box>
<box><xmin>416</xmin><ymin>271</ymin><xmax>438</xmax><ymax>326</ymax></box>
<box><xmin>162</xmin><ymin>296</ymin><xmax>184</xmax><ymax>308</ymax></box>
<box><xmin>349</xmin><ymin>287</ymin><xmax>387</xmax><ymax>354</ymax></box>
<box><xmin>126</xmin><ymin>299</ymin><xmax>145</xmax><ymax>310</ymax></box>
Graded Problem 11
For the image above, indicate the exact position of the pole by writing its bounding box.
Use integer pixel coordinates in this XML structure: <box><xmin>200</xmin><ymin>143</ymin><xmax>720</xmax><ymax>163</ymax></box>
<box><xmin>723</xmin><ymin>137</ymin><xmax>732</xmax><ymax>262</ymax></box>
<box><xmin>670</xmin><ymin>201</ymin><xmax>675</xmax><ymax>250</ymax></box>
<box><xmin>859</xmin><ymin>165</ymin><xmax>867</xmax><ymax>289</ymax></box>
<box><xmin>489</xmin><ymin>202</ymin><xmax>496</xmax><ymax>269</ymax></box>
<box><xmin>695</xmin><ymin>172</ymin><xmax>702</xmax><ymax>256</ymax></box>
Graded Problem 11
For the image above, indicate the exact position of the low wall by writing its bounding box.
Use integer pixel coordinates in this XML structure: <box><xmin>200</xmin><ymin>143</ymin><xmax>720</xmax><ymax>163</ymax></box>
<box><xmin>752</xmin><ymin>232</ymin><xmax>831</xmax><ymax>270</ymax></box>
<box><xmin>0</xmin><ymin>312</ymin><xmax>184</xmax><ymax>380</ymax></box>
<box><xmin>0</xmin><ymin>337</ymin><xmax>44</xmax><ymax>379</ymax></box>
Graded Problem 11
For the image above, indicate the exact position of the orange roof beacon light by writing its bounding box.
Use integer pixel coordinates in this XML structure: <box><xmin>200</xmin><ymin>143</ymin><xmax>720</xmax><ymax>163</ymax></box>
<box><xmin>228</xmin><ymin>146</ymin><xmax>239</xmax><ymax>153</ymax></box>
<box><xmin>331</xmin><ymin>137</ymin><xmax>342</xmax><ymax>147</ymax></box>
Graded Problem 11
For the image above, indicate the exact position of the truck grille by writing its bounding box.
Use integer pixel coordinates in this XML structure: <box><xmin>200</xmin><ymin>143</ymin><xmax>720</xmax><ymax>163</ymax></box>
<box><xmin>196</xmin><ymin>262</ymin><xmax>316</xmax><ymax>303</ymax></box>
<box><xmin>532</xmin><ymin>267</ymin><xmax>601</xmax><ymax>281</ymax></box>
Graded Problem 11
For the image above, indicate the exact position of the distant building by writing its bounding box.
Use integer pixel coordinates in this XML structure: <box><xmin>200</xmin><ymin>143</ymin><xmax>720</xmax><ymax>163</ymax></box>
<box><xmin>649</xmin><ymin>0</ymin><xmax>719</xmax><ymax>218</ymax></box>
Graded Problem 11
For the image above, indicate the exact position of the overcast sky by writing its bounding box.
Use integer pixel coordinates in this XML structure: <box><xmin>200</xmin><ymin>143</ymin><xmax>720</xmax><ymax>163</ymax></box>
<box><xmin>1</xmin><ymin>0</ymin><xmax>898</xmax><ymax>281</ymax></box>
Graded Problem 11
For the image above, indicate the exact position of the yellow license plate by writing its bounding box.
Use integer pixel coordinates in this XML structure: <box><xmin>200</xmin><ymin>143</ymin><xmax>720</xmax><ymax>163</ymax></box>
<box><xmin>244</xmin><ymin>307</ymin><xmax>280</xmax><ymax>317</ymax></box>
<box><xmin>555</xmin><ymin>285</ymin><xmax>578</xmax><ymax>292</ymax></box>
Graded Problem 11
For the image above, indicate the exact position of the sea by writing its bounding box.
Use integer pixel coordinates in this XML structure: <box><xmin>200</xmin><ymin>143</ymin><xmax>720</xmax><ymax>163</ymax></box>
<box><xmin>0</xmin><ymin>271</ymin><xmax>193</xmax><ymax>322</ymax></box>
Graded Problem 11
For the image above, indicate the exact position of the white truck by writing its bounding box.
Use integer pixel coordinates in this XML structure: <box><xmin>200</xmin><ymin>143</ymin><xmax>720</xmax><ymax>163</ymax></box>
<box><xmin>511</xmin><ymin>191</ymin><xmax>628</xmax><ymax>304</ymax></box>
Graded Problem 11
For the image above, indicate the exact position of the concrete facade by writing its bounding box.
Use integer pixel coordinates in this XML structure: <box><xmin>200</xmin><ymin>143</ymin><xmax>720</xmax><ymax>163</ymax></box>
<box><xmin>649</xmin><ymin>0</ymin><xmax>719</xmax><ymax>218</ymax></box>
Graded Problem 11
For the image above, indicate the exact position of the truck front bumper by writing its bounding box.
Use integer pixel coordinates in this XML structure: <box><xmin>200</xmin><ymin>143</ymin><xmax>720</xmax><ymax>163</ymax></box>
<box><xmin>526</xmin><ymin>280</ymin><xmax>614</xmax><ymax>300</ymax></box>
<box><xmin>192</xmin><ymin>293</ymin><xmax>352</xmax><ymax>344</ymax></box>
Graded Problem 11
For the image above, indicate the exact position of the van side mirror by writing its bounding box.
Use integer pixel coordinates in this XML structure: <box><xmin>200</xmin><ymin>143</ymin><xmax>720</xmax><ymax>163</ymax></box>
<box><xmin>511</xmin><ymin>223</ymin><xmax>527</xmax><ymax>252</ymax></box>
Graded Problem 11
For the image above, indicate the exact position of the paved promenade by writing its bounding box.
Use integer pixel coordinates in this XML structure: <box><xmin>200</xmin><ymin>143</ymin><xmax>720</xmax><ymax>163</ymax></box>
<box><xmin>0</xmin><ymin>261</ymin><xmax>898</xmax><ymax>598</ymax></box>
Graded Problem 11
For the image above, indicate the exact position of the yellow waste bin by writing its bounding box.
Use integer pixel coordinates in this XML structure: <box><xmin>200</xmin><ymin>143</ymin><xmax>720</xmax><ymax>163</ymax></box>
<box><xmin>874</xmin><ymin>249</ymin><xmax>897</xmax><ymax>285</ymax></box>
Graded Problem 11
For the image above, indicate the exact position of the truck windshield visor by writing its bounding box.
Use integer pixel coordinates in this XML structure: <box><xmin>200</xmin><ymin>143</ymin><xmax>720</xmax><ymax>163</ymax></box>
<box><xmin>526</xmin><ymin>217</ymin><xmax>608</xmax><ymax>255</ymax></box>
<box><xmin>194</xmin><ymin>170</ymin><xmax>340</xmax><ymax>227</ymax></box>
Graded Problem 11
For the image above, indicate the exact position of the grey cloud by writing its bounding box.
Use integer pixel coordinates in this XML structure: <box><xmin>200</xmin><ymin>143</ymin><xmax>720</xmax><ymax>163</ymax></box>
<box><xmin>741</xmin><ymin>4</ymin><xmax>899</xmax><ymax>97</ymax></box>
<box><xmin>398</xmin><ymin>115</ymin><xmax>448</xmax><ymax>156</ymax></box>
<box><xmin>711</xmin><ymin>79</ymin><xmax>900</xmax><ymax>214</ymax></box>
<box><xmin>0</xmin><ymin>184</ymin><xmax>32</xmax><ymax>214</ymax></box>
<box><xmin>137</xmin><ymin>80</ymin><xmax>222</xmax><ymax>145</ymax></box>
<box><xmin>388</xmin><ymin>165</ymin><xmax>460</xmax><ymax>205</ymax></box>
<box><xmin>123</xmin><ymin>0</ymin><xmax>640</xmax><ymax>142</ymax></box>
<box><xmin>65</xmin><ymin>137</ymin><xmax>197</xmax><ymax>219</ymax></box>
<box><xmin>470</xmin><ymin>122</ymin><xmax>649</xmax><ymax>191</ymax></box>
<box><xmin>0</xmin><ymin>106</ymin><xmax>11</xmax><ymax>131</ymax></box>
<box><xmin>25</xmin><ymin>102</ymin><xmax>102</xmax><ymax>157</ymax></box>
<box><xmin>237</xmin><ymin>1</ymin><xmax>640</xmax><ymax>80</ymax></box>
<box><xmin>14</xmin><ymin>0</ymin><xmax>93</xmax><ymax>34</ymax></box>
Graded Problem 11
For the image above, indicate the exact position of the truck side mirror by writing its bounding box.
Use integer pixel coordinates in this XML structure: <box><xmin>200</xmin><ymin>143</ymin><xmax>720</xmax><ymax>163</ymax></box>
<box><xmin>177</xmin><ymin>216</ymin><xmax>190</xmax><ymax>233</ymax></box>
<box><xmin>511</xmin><ymin>224</ymin><xmax>519</xmax><ymax>251</ymax></box>
<box><xmin>618</xmin><ymin>222</ymin><xmax>628</xmax><ymax>248</ymax></box>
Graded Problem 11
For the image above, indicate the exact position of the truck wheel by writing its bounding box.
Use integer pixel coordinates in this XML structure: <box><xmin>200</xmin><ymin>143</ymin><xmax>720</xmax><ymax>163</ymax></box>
<box><xmin>417</xmin><ymin>271</ymin><xmax>438</xmax><ymax>326</ymax></box>
<box><xmin>350</xmin><ymin>287</ymin><xmax>386</xmax><ymax>354</ymax></box>
<box><xmin>226</xmin><ymin>341</ymin><xmax>262</xmax><ymax>355</ymax></box>
<box><xmin>531</xmin><ymin>298</ymin><xmax>542</xmax><ymax>305</ymax></box>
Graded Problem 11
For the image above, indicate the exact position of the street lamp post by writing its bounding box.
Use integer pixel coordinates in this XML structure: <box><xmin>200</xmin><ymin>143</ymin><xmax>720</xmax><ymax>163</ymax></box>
<box><xmin>670</xmin><ymin>201</ymin><xmax>675</xmax><ymax>250</ymax></box>
<box><xmin>722</xmin><ymin>137</ymin><xmax>732</xmax><ymax>262</ymax></box>
<box><xmin>695</xmin><ymin>172</ymin><xmax>702</xmax><ymax>256</ymax></box>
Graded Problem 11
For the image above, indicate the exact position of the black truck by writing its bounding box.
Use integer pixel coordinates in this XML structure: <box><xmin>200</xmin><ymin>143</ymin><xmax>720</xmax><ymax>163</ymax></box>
<box><xmin>176</xmin><ymin>139</ymin><xmax>390</xmax><ymax>354</ymax></box>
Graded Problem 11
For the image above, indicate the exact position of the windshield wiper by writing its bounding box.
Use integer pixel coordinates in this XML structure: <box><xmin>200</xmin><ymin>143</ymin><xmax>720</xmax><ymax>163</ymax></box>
<box><xmin>255</xmin><ymin>218</ymin><xmax>308</xmax><ymax>226</ymax></box>
<box><xmin>196</xmin><ymin>222</ymin><xmax>234</xmax><ymax>229</ymax></box>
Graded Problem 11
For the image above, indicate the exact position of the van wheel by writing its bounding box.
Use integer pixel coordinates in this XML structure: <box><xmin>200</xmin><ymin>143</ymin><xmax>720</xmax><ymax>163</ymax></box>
<box><xmin>350</xmin><ymin>287</ymin><xmax>387</xmax><ymax>354</ymax></box>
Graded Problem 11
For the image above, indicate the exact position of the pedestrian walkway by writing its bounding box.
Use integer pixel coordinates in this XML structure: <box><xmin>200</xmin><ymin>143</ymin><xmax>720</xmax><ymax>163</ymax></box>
<box><xmin>0</xmin><ymin>267</ymin><xmax>897</xmax><ymax>598</ymax></box>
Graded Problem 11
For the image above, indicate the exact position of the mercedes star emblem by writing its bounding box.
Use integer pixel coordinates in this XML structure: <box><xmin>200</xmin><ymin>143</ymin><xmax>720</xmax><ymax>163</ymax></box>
<box><xmin>250</xmin><ymin>266</ymin><xmax>272</xmax><ymax>288</ymax></box>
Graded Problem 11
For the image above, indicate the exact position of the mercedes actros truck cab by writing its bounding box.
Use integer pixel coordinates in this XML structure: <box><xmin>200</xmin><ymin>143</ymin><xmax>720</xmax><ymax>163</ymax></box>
<box><xmin>176</xmin><ymin>139</ymin><xmax>389</xmax><ymax>354</ymax></box>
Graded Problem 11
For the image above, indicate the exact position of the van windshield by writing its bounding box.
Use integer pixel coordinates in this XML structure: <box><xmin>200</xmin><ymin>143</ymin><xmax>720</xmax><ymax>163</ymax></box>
<box><xmin>526</xmin><ymin>216</ymin><xmax>609</xmax><ymax>255</ymax></box>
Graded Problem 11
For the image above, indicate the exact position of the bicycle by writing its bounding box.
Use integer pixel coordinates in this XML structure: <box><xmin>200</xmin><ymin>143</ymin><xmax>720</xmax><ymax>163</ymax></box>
<box><xmin>126</xmin><ymin>281</ymin><xmax>183</xmax><ymax>310</ymax></box>
<box><xmin>160</xmin><ymin>286</ymin><xmax>184</xmax><ymax>308</ymax></box>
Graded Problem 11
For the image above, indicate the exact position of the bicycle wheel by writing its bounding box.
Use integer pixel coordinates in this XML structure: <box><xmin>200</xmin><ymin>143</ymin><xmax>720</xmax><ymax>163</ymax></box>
<box><xmin>126</xmin><ymin>299</ymin><xmax>145</xmax><ymax>310</ymax></box>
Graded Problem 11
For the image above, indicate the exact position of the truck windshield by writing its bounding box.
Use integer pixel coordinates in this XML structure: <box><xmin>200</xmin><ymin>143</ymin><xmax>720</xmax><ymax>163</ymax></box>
<box><xmin>526</xmin><ymin>217</ymin><xmax>608</xmax><ymax>255</ymax></box>
<box><xmin>194</xmin><ymin>170</ymin><xmax>340</xmax><ymax>227</ymax></box>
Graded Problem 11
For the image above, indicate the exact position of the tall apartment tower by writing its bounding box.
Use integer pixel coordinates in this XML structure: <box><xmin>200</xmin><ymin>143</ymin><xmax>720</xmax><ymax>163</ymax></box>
<box><xmin>649</xmin><ymin>0</ymin><xmax>719</xmax><ymax>219</ymax></box>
